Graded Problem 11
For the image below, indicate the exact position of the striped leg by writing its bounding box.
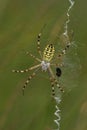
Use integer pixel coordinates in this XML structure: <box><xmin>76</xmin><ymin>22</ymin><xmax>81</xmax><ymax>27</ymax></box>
<box><xmin>12</xmin><ymin>69</ymin><xmax>29</xmax><ymax>73</ymax></box>
<box><xmin>22</xmin><ymin>72</ymin><xmax>36</xmax><ymax>95</ymax></box>
<box><xmin>50</xmin><ymin>77</ymin><xmax>55</xmax><ymax>97</ymax></box>
<box><xmin>58</xmin><ymin>42</ymin><xmax>71</xmax><ymax>57</ymax></box>
<box><xmin>54</xmin><ymin>79</ymin><xmax>64</xmax><ymax>93</ymax></box>
<box><xmin>48</xmin><ymin>66</ymin><xmax>64</xmax><ymax>97</ymax></box>
<box><xmin>51</xmin><ymin>63</ymin><xmax>64</xmax><ymax>67</ymax></box>
<box><xmin>48</xmin><ymin>66</ymin><xmax>56</xmax><ymax>97</ymax></box>
<box><xmin>12</xmin><ymin>64</ymin><xmax>41</xmax><ymax>73</ymax></box>
<box><xmin>51</xmin><ymin>42</ymin><xmax>71</xmax><ymax>63</ymax></box>
<box><xmin>26</xmin><ymin>52</ymin><xmax>41</xmax><ymax>62</ymax></box>
<box><xmin>50</xmin><ymin>77</ymin><xmax>64</xmax><ymax>98</ymax></box>
<box><xmin>57</xmin><ymin>30</ymin><xmax>74</xmax><ymax>58</ymax></box>
<box><xmin>37</xmin><ymin>33</ymin><xmax>42</xmax><ymax>58</ymax></box>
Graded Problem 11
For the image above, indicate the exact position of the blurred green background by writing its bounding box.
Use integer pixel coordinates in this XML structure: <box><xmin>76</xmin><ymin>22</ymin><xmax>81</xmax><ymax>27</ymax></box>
<box><xmin>0</xmin><ymin>0</ymin><xmax>87</xmax><ymax>130</ymax></box>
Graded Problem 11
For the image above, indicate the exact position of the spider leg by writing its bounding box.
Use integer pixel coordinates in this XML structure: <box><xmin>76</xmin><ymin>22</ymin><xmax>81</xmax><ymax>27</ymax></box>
<box><xmin>22</xmin><ymin>72</ymin><xmax>36</xmax><ymax>95</ymax></box>
<box><xmin>48</xmin><ymin>66</ymin><xmax>64</xmax><ymax>97</ymax></box>
<box><xmin>54</xmin><ymin>79</ymin><xmax>64</xmax><ymax>93</ymax></box>
<box><xmin>12</xmin><ymin>64</ymin><xmax>41</xmax><ymax>73</ymax></box>
<box><xmin>57</xmin><ymin>32</ymin><xmax>74</xmax><ymax>58</ymax></box>
<box><xmin>52</xmin><ymin>33</ymin><xmax>73</xmax><ymax>64</ymax></box>
<box><xmin>51</xmin><ymin>42</ymin><xmax>71</xmax><ymax>64</ymax></box>
<box><xmin>51</xmin><ymin>63</ymin><xmax>64</xmax><ymax>67</ymax></box>
<box><xmin>49</xmin><ymin>77</ymin><xmax>56</xmax><ymax>97</ymax></box>
<box><xmin>37</xmin><ymin>33</ymin><xmax>42</xmax><ymax>58</ymax></box>
<box><xmin>58</xmin><ymin>42</ymin><xmax>71</xmax><ymax>57</ymax></box>
<box><xmin>26</xmin><ymin>52</ymin><xmax>41</xmax><ymax>62</ymax></box>
<box><xmin>37</xmin><ymin>24</ymin><xmax>46</xmax><ymax>58</ymax></box>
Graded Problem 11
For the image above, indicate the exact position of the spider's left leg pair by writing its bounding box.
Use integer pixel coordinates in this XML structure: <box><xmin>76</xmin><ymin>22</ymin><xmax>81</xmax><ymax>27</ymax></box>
<box><xmin>22</xmin><ymin>72</ymin><xmax>36</xmax><ymax>95</ymax></box>
<box><xmin>12</xmin><ymin>64</ymin><xmax>41</xmax><ymax>73</ymax></box>
<box><xmin>48</xmin><ymin>66</ymin><xmax>64</xmax><ymax>98</ymax></box>
<box><xmin>26</xmin><ymin>32</ymin><xmax>42</xmax><ymax>61</ymax></box>
<box><xmin>37</xmin><ymin>32</ymin><xmax>43</xmax><ymax>58</ymax></box>
<box><xmin>12</xmin><ymin>64</ymin><xmax>41</xmax><ymax>95</ymax></box>
<box><xmin>37</xmin><ymin>24</ymin><xmax>46</xmax><ymax>58</ymax></box>
<box><xmin>26</xmin><ymin>52</ymin><xmax>41</xmax><ymax>62</ymax></box>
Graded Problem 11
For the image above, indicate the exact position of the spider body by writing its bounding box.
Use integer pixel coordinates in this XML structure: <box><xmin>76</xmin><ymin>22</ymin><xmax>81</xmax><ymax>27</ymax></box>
<box><xmin>43</xmin><ymin>44</ymin><xmax>55</xmax><ymax>62</ymax></box>
<box><xmin>41</xmin><ymin>44</ymin><xmax>54</xmax><ymax>71</ymax></box>
<box><xmin>12</xmin><ymin>32</ymin><xmax>71</xmax><ymax>97</ymax></box>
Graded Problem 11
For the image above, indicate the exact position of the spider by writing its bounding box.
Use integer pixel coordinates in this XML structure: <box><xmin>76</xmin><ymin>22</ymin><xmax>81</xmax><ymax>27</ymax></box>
<box><xmin>12</xmin><ymin>32</ymin><xmax>71</xmax><ymax>97</ymax></box>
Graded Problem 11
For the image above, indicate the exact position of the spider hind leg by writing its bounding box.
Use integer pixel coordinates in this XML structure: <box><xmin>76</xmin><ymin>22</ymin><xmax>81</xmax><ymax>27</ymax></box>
<box><xmin>50</xmin><ymin>78</ymin><xmax>64</xmax><ymax>98</ymax></box>
<box><xmin>50</xmin><ymin>78</ymin><xmax>56</xmax><ymax>98</ymax></box>
<box><xmin>48</xmin><ymin>66</ymin><xmax>64</xmax><ymax>98</ymax></box>
<box><xmin>22</xmin><ymin>72</ymin><xmax>36</xmax><ymax>95</ymax></box>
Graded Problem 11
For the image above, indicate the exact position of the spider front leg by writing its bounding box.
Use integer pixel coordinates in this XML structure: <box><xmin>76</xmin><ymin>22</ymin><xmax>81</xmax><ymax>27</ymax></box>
<box><xmin>58</xmin><ymin>35</ymin><xmax>70</xmax><ymax>58</ymax></box>
<box><xmin>26</xmin><ymin>52</ymin><xmax>41</xmax><ymax>62</ymax></box>
<box><xmin>37</xmin><ymin>33</ymin><xmax>42</xmax><ymax>58</ymax></box>
<box><xmin>58</xmin><ymin>42</ymin><xmax>71</xmax><ymax>57</ymax></box>
<box><xmin>51</xmin><ymin>41</ymin><xmax>71</xmax><ymax>66</ymax></box>
<box><xmin>22</xmin><ymin>72</ymin><xmax>36</xmax><ymax>95</ymax></box>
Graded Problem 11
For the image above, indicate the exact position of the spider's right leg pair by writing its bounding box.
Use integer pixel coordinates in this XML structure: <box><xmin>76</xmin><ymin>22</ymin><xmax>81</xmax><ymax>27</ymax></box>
<box><xmin>57</xmin><ymin>31</ymin><xmax>74</xmax><ymax>58</ymax></box>
<box><xmin>58</xmin><ymin>42</ymin><xmax>71</xmax><ymax>58</ymax></box>
<box><xmin>48</xmin><ymin>66</ymin><xmax>64</xmax><ymax>98</ymax></box>
<box><xmin>50</xmin><ymin>78</ymin><xmax>64</xmax><ymax>98</ymax></box>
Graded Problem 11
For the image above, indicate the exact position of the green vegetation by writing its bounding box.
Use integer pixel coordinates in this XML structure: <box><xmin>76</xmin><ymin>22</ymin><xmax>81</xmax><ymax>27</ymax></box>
<box><xmin>0</xmin><ymin>0</ymin><xmax>87</xmax><ymax>130</ymax></box>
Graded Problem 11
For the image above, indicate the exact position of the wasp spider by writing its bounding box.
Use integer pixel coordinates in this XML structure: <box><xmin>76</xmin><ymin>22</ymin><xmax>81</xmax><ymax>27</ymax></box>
<box><xmin>12</xmin><ymin>32</ymin><xmax>71</xmax><ymax>97</ymax></box>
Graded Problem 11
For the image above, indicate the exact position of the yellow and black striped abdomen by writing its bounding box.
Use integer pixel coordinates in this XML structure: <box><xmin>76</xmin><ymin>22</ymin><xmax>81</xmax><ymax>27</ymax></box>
<box><xmin>43</xmin><ymin>44</ymin><xmax>55</xmax><ymax>62</ymax></box>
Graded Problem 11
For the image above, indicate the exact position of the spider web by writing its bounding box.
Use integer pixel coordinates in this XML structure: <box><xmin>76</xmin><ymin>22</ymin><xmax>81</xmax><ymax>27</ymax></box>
<box><xmin>53</xmin><ymin>0</ymin><xmax>76</xmax><ymax>130</ymax></box>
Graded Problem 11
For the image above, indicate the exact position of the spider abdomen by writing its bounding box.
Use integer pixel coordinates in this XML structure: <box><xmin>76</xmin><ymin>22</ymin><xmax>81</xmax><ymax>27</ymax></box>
<box><xmin>43</xmin><ymin>44</ymin><xmax>55</xmax><ymax>62</ymax></box>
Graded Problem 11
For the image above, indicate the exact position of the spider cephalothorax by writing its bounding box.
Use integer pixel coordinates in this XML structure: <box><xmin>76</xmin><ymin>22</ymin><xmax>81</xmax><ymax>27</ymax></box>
<box><xmin>41</xmin><ymin>43</ymin><xmax>54</xmax><ymax>71</ymax></box>
<box><xmin>41</xmin><ymin>61</ymin><xmax>50</xmax><ymax>71</ymax></box>
<box><xmin>12</xmin><ymin>32</ymin><xmax>71</xmax><ymax>97</ymax></box>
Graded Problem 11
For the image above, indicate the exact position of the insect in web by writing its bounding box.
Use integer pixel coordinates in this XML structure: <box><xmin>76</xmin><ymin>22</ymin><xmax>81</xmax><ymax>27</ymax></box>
<box><xmin>12</xmin><ymin>31</ymin><xmax>72</xmax><ymax>97</ymax></box>
<box><xmin>56</xmin><ymin>67</ymin><xmax>62</xmax><ymax>77</ymax></box>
